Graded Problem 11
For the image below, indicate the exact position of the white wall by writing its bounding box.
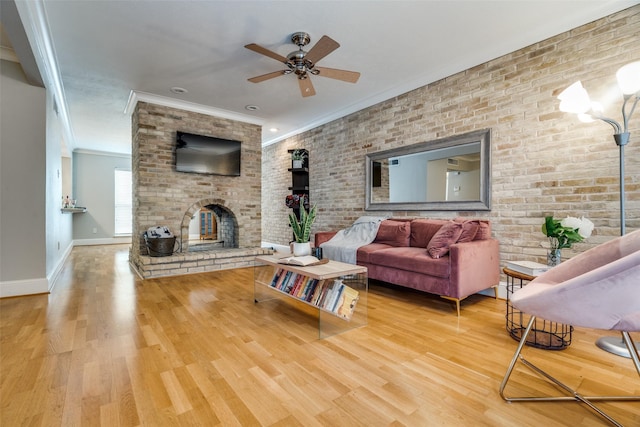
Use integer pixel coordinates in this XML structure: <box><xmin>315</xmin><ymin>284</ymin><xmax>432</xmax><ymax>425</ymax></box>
<box><xmin>0</xmin><ymin>59</ymin><xmax>48</xmax><ymax>295</ymax></box>
<box><xmin>73</xmin><ymin>150</ymin><xmax>131</xmax><ymax>244</ymax></box>
<box><xmin>45</xmin><ymin>88</ymin><xmax>74</xmax><ymax>287</ymax></box>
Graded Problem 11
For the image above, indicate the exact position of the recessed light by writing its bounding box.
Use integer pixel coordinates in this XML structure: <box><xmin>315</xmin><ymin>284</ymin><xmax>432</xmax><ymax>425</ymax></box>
<box><xmin>269</xmin><ymin>128</ymin><xmax>279</xmax><ymax>132</ymax></box>
<box><xmin>170</xmin><ymin>87</ymin><xmax>188</xmax><ymax>94</ymax></box>
<box><xmin>245</xmin><ymin>105</ymin><xmax>260</xmax><ymax>111</ymax></box>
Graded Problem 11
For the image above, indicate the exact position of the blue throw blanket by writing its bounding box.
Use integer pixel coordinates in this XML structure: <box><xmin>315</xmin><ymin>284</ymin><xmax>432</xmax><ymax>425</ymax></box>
<box><xmin>320</xmin><ymin>216</ymin><xmax>387</xmax><ymax>264</ymax></box>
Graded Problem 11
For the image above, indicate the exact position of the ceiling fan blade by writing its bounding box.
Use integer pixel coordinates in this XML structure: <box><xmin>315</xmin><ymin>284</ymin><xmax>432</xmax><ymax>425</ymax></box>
<box><xmin>314</xmin><ymin>67</ymin><xmax>360</xmax><ymax>83</ymax></box>
<box><xmin>298</xmin><ymin>77</ymin><xmax>316</xmax><ymax>97</ymax></box>
<box><xmin>244</xmin><ymin>43</ymin><xmax>289</xmax><ymax>64</ymax></box>
<box><xmin>248</xmin><ymin>70</ymin><xmax>287</xmax><ymax>83</ymax></box>
<box><xmin>304</xmin><ymin>35</ymin><xmax>340</xmax><ymax>65</ymax></box>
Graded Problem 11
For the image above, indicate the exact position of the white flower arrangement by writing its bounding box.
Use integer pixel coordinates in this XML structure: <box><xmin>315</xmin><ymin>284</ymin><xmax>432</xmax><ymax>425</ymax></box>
<box><xmin>542</xmin><ymin>215</ymin><xmax>594</xmax><ymax>250</ymax></box>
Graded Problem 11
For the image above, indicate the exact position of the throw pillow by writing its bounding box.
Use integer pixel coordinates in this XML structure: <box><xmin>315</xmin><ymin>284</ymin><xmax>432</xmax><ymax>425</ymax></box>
<box><xmin>457</xmin><ymin>220</ymin><xmax>480</xmax><ymax>243</ymax></box>
<box><xmin>474</xmin><ymin>220</ymin><xmax>491</xmax><ymax>240</ymax></box>
<box><xmin>374</xmin><ymin>220</ymin><xmax>411</xmax><ymax>247</ymax></box>
<box><xmin>427</xmin><ymin>221</ymin><xmax>463</xmax><ymax>258</ymax></box>
<box><xmin>455</xmin><ymin>217</ymin><xmax>491</xmax><ymax>240</ymax></box>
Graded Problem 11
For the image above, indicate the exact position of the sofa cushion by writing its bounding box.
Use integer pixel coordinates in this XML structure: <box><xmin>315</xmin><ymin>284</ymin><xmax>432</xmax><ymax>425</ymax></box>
<box><xmin>367</xmin><ymin>247</ymin><xmax>450</xmax><ymax>278</ymax></box>
<box><xmin>356</xmin><ymin>242</ymin><xmax>395</xmax><ymax>264</ymax></box>
<box><xmin>374</xmin><ymin>220</ymin><xmax>411</xmax><ymax>247</ymax></box>
<box><xmin>410</xmin><ymin>219</ymin><xmax>447</xmax><ymax>248</ymax></box>
<box><xmin>457</xmin><ymin>220</ymin><xmax>480</xmax><ymax>243</ymax></box>
<box><xmin>427</xmin><ymin>221</ymin><xmax>463</xmax><ymax>258</ymax></box>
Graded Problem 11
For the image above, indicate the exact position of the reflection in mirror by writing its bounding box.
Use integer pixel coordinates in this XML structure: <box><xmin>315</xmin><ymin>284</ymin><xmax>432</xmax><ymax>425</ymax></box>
<box><xmin>366</xmin><ymin>129</ymin><xmax>491</xmax><ymax>211</ymax></box>
<box><xmin>61</xmin><ymin>156</ymin><xmax>72</xmax><ymax>204</ymax></box>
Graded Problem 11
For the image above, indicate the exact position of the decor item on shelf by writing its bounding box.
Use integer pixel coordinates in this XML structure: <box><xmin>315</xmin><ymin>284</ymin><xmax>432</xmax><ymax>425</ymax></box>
<box><xmin>285</xmin><ymin>194</ymin><xmax>308</xmax><ymax>209</ymax></box>
<box><xmin>291</xmin><ymin>149</ymin><xmax>307</xmax><ymax>169</ymax></box>
<box><xmin>62</xmin><ymin>195</ymin><xmax>76</xmax><ymax>208</ymax></box>
<box><xmin>288</xmin><ymin>204</ymin><xmax>317</xmax><ymax>256</ymax></box>
<box><xmin>557</xmin><ymin>60</ymin><xmax>639</xmax><ymax>358</ymax></box>
<box><xmin>541</xmin><ymin>216</ymin><xmax>593</xmax><ymax>266</ymax></box>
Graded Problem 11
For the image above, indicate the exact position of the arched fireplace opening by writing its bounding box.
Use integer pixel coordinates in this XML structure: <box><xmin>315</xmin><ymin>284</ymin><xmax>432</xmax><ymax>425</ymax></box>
<box><xmin>180</xmin><ymin>200</ymin><xmax>238</xmax><ymax>253</ymax></box>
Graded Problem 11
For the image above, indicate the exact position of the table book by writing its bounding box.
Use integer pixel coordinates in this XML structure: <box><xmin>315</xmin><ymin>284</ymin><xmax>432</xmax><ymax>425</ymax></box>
<box><xmin>505</xmin><ymin>260</ymin><xmax>551</xmax><ymax>276</ymax></box>
<box><xmin>276</xmin><ymin>255</ymin><xmax>328</xmax><ymax>266</ymax></box>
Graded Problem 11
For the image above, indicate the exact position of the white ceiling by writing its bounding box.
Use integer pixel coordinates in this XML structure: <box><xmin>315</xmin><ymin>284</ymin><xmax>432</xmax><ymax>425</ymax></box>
<box><xmin>8</xmin><ymin>0</ymin><xmax>638</xmax><ymax>154</ymax></box>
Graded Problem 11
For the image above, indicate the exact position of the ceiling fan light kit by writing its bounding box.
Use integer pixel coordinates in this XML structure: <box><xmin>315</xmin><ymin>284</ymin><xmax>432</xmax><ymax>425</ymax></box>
<box><xmin>245</xmin><ymin>31</ymin><xmax>360</xmax><ymax>97</ymax></box>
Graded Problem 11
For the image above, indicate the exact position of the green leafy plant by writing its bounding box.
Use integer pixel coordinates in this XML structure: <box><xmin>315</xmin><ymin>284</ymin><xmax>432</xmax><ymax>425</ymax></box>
<box><xmin>291</xmin><ymin>149</ymin><xmax>307</xmax><ymax>161</ymax></box>
<box><xmin>288</xmin><ymin>204</ymin><xmax>317</xmax><ymax>243</ymax></box>
<box><xmin>542</xmin><ymin>215</ymin><xmax>594</xmax><ymax>250</ymax></box>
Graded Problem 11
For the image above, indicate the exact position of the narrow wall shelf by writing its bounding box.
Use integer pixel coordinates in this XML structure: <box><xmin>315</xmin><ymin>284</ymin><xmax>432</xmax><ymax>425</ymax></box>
<box><xmin>61</xmin><ymin>207</ymin><xmax>87</xmax><ymax>213</ymax></box>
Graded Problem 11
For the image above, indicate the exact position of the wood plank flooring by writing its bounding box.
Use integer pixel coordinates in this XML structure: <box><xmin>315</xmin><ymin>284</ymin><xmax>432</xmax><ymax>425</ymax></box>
<box><xmin>1</xmin><ymin>244</ymin><xmax>638</xmax><ymax>426</ymax></box>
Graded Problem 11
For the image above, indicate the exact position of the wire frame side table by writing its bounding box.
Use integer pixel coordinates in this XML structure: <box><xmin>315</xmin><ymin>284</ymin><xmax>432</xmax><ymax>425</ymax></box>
<box><xmin>504</xmin><ymin>267</ymin><xmax>573</xmax><ymax>350</ymax></box>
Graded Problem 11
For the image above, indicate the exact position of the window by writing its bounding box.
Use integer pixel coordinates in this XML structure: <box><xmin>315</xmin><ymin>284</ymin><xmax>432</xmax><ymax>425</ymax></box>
<box><xmin>114</xmin><ymin>169</ymin><xmax>132</xmax><ymax>235</ymax></box>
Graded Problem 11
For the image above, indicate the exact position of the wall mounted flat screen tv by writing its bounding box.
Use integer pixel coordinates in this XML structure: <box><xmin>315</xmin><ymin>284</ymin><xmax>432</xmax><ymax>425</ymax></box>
<box><xmin>175</xmin><ymin>131</ymin><xmax>241</xmax><ymax>176</ymax></box>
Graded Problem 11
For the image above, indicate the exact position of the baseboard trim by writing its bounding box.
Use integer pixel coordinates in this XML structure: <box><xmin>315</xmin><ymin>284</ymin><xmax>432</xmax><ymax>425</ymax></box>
<box><xmin>46</xmin><ymin>241</ymin><xmax>74</xmax><ymax>294</ymax></box>
<box><xmin>261</xmin><ymin>241</ymin><xmax>289</xmax><ymax>253</ymax></box>
<box><xmin>74</xmin><ymin>237</ymin><xmax>131</xmax><ymax>246</ymax></box>
<box><xmin>0</xmin><ymin>277</ymin><xmax>49</xmax><ymax>298</ymax></box>
<box><xmin>478</xmin><ymin>281</ymin><xmax>507</xmax><ymax>300</ymax></box>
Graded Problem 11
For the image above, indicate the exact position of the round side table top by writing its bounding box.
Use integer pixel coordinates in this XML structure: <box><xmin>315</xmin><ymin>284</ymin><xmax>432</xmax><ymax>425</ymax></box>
<box><xmin>502</xmin><ymin>267</ymin><xmax>537</xmax><ymax>282</ymax></box>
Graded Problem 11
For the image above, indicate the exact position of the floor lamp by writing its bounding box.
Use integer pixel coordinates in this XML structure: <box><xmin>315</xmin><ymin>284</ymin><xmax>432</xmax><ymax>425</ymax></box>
<box><xmin>557</xmin><ymin>61</ymin><xmax>640</xmax><ymax>358</ymax></box>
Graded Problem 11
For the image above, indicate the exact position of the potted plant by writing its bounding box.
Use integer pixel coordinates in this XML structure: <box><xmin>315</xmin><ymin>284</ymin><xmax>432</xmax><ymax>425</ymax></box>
<box><xmin>291</xmin><ymin>149</ymin><xmax>307</xmax><ymax>169</ymax></box>
<box><xmin>288</xmin><ymin>204</ymin><xmax>317</xmax><ymax>256</ymax></box>
<box><xmin>542</xmin><ymin>215</ymin><xmax>594</xmax><ymax>266</ymax></box>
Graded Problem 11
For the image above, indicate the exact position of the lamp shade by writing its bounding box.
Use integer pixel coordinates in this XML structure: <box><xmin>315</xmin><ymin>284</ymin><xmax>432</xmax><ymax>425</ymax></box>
<box><xmin>616</xmin><ymin>61</ymin><xmax>640</xmax><ymax>95</ymax></box>
<box><xmin>558</xmin><ymin>81</ymin><xmax>591</xmax><ymax>114</ymax></box>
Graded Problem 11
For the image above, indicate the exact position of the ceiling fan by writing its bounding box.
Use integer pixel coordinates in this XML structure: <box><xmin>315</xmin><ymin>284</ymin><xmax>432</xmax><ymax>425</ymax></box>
<box><xmin>245</xmin><ymin>32</ymin><xmax>361</xmax><ymax>97</ymax></box>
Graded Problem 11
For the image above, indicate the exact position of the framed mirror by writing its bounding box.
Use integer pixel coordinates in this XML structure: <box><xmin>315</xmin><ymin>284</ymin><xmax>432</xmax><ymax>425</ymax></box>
<box><xmin>365</xmin><ymin>129</ymin><xmax>491</xmax><ymax>211</ymax></box>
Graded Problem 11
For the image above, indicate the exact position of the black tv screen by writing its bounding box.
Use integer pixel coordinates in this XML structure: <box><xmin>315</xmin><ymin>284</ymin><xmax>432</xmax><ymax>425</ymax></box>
<box><xmin>175</xmin><ymin>131</ymin><xmax>241</xmax><ymax>176</ymax></box>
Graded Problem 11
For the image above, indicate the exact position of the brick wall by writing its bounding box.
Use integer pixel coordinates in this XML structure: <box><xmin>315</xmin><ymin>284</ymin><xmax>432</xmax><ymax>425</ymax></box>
<box><xmin>262</xmin><ymin>6</ymin><xmax>640</xmax><ymax>265</ymax></box>
<box><xmin>131</xmin><ymin>101</ymin><xmax>262</xmax><ymax>265</ymax></box>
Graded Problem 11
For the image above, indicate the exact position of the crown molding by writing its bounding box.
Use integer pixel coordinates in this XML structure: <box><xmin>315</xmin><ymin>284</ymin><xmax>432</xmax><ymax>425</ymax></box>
<box><xmin>14</xmin><ymin>0</ymin><xmax>75</xmax><ymax>151</ymax></box>
<box><xmin>124</xmin><ymin>90</ymin><xmax>265</xmax><ymax>127</ymax></box>
<box><xmin>73</xmin><ymin>148</ymin><xmax>131</xmax><ymax>159</ymax></box>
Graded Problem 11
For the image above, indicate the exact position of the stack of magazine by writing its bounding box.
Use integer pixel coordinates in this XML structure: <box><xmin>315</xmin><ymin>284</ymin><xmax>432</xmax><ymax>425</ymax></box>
<box><xmin>505</xmin><ymin>260</ymin><xmax>551</xmax><ymax>276</ymax></box>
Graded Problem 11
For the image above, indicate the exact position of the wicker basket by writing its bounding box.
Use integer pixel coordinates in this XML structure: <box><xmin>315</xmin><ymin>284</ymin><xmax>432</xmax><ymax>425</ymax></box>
<box><xmin>144</xmin><ymin>233</ymin><xmax>176</xmax><ymax>257</ymax></box>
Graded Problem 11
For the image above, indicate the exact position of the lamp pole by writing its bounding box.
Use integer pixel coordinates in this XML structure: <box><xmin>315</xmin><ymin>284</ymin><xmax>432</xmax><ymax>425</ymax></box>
<box><xmin>557</xmin><ymin>62</ymin><xmax>639</xmax><ymax>358</ymax></box>
<box><xmin>615</xmin><ymin>133</ymin><xmax>629</xmax><ymax>237</ymax></box>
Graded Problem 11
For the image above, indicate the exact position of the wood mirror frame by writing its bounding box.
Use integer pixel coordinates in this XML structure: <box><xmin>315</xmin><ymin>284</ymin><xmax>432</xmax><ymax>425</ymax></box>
<box><xmin>365</xmin><ymin>129</ymin><xmax>491</xmax><ymax>211</ymax></box>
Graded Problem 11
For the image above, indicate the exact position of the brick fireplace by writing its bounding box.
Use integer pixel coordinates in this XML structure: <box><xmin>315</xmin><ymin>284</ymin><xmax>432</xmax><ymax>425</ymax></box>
<box><xmin>129</xmin><ymin>101</ymin><xmax>271</xmax><ymax>278</ymax></box>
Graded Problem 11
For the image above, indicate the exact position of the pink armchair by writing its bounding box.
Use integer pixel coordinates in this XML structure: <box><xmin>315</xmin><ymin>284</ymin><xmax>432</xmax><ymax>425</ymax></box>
<box><xmin>499</xmin><ymin>229</ymin><xmax>640</xmax><ymax>426</ymax></box>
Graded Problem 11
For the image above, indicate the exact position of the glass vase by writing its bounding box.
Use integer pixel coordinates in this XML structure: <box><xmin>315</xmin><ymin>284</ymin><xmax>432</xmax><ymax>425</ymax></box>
<box><xmin>547</xmin><ymin>249</ymin><xmax>561</xmax><ymax>266</ymax></box>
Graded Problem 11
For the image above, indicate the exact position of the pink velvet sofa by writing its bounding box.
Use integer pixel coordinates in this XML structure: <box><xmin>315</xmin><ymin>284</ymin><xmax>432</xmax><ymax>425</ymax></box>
<box><xmin>315</xmin><ymin>218</ymin><xmax>500</xmax><ymax>316</ymax></box>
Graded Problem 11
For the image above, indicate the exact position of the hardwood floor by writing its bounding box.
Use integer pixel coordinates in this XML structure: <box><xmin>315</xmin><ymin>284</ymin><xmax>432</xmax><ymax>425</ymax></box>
<box><xmin>1</xmin><ymin>244</ymin><xmax>638</xmax><ymax>426</ymax></box>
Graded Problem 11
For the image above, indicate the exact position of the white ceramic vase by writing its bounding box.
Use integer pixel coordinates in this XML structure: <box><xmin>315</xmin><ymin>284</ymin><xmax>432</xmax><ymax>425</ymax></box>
<box><xmin>292</xmin><ymin>159</ymin><xmax>303</xmax><ymax>169</ymax></box>
<box><xmin>292</xmin><ymin>241</ymin><xmax>311</xmax><ymax>256</ymax></box>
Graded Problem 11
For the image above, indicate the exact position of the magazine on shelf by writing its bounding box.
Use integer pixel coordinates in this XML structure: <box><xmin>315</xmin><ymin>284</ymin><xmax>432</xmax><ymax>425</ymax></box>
<box><xmin>505</xmin><ymin>260</ymin><xmax>550</xmax><ymax>276</ymax></box>
<box><xmin>335</xmin><ymin>285</ymin><xmax>360</xmax><ymax>320</ymax></box>
<box><xmin>276</xmin><ymin>255</ymin><xmax>328</xmax><ymax>266</ymax></box>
